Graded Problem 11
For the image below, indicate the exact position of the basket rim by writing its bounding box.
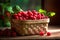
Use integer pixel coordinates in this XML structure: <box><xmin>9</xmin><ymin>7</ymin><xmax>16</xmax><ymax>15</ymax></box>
<box><xmin>12</xmin><ymin>18</ymin><xmax>50</xmax><ymax>24</ymax></box>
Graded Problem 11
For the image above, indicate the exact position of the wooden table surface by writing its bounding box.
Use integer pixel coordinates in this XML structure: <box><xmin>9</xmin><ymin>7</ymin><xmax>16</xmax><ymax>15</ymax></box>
<box><xmin>0</xmin><ymin>26</ymin><xmax>60</xmax><ymax>40</ymax></box>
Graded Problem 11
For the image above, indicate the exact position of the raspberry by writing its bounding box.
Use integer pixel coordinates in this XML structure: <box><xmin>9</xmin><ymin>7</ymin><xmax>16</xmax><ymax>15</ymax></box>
<box><xmin>44</xmin><ymin>16</ymin><xmax>48</xmax><ymax>19</ymax></box>
<box><xmin>27</xmin><ymin>10</ymin><xmax>33</xmax><ymax>16</ymax></box>
<box><xmin>47</xmin><ymin>32</ymin><xmax>51</xmax><ymax>36</ymax></box>
<box><xmin>0</xmin><ymin>30</ymin><xmax>3</xmax><ymax>36</ymax></box>
<box><xmin>19</xmin><ymin>17</ymin><xmax>24</xmax><ymax>20</ymax></box>
<box><xmin>11</xmin><ymin>31</ymin><xmax>17</xmax><ymax>37</ymax></box>
<box><xmin>17</xmin><ymin>13</ymin><xmax>21</xmax><ymax>17</ymax></box>
<box><xmin>23</xmin><ymin>17</ymin><xmax>27</xmax><ymax>20</ymax></box>
<box><xmin>25</xmin><ymin>17</ymin><xmax>29</xmax><ymax>20</ymax></box>
<box><xmin>6</xmin><ymin>31</ymin><xmax>11</xmax><ymax>37</ymax></box>
<box><xmin>39</xmin><ymin>31</ymin><xmax>44</xmax><ymax>36</ymax></box>
<box><xmin>41</xmin><ymin>14</ymin><xmax>45</xmax><ymax>19</ymax></box>
<box><xmin>37</xmin><ymin>14</ymin><xmax>41</xmax><ymax>19</ymax></box>
<box><xmin>5</xmin><ymin>11</ymin><xmax>11</xmax><ymax>17</ymax></box>
<box><xmin>32</xmin><ymin>10</ymin><xmax>37</xmax><ymax>15</ymax></box>
<box><xmin>22</xmin><ymin>11</ymin><xmax>28</xmax><ymax>17</ymax></box>
<box><xmin>13</xmin><ymin>15</ymin><xmax>19</xmax><ymax>19</ymax></box>
<box><xmin>3</xmin><ymin>29</ymin><xmax>11</xmax><ymax>36</ymax></box>
<box><xmin>14</xmin><ymin>14</ymin><xmax>17</xmax><ymax>16</ymax></box>
<box><xmin>12</xmin><ymin>14</ymin><xmax>19</xmax><ymax>19</ymax></box>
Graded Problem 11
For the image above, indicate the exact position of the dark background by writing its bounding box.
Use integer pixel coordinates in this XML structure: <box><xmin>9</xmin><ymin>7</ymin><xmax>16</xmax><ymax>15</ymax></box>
<box><xmin>44</xmin><ymin>0</ymin><xmax>60</xmax><ymax>26</ymax></box>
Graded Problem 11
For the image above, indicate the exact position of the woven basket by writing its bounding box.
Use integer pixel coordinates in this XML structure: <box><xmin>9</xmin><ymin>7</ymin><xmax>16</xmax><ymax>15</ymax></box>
<box><xmin>11</xmin><ymin>18</ymin><xmax>50</xmax><ymax>35</ymax></box>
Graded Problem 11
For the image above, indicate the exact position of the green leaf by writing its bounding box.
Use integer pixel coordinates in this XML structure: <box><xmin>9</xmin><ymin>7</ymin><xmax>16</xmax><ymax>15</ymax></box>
<box><xmin>5</xmin><ymin>21</ymin><xmax>11</xmax><ymax>27</ymax></box>
<box><xmin>39</xmin><ymin>9</ymin><xmax>47</xmax><ymax>15</ymax></box>
<box><xmin>47</xmin><ymin>12</ymin><xmax>56</xmax><ymax>17</ymax></box>
<box><xmin>4</xmin><ymin>19</ymin><xmax>11</xmax><ymax>27</ymax></box>
<box><xmin>16</xmin><ymin>5</ymin><xmax>23</xmax><ymax>11</ymax></box>
<box><xmin>13</xmin><ymin>5</ymin><xmax>23</xmax><ymax>13</ymax></box>
<box><xmin>39</xmin><ymin>9</ymin><xmax>46</xmax><ymax>13</ymax></box>
<box><xmin>6</xmin><ymin>6</ymin><xmax>14</xmax><ymax>13</ymax></box>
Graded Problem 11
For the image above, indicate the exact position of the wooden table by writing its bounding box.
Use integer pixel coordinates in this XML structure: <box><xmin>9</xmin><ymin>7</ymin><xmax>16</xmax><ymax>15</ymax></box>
<box><xmin>0</xmin><ymin>26</ymin><xmax>60</xmax><ymax>40</ymax></box>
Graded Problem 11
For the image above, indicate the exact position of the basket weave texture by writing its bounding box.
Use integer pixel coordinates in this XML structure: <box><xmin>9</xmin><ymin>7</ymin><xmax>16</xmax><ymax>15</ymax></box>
<box><xmin>11</xmin><ymin>18</ymin><xmax>50</xmax><ymax>35</ymax></box>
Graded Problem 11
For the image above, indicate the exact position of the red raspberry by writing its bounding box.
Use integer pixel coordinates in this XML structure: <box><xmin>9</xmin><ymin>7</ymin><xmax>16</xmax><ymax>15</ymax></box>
<box><xmin>41</xmin><ymin>14</ymin><xmax>45</xmax><ymax>19</ymax></box>
<box><xmin>27</xmin><ymin>10</ymin><xmax>33</xmax><ymax>16</ymax></box>
<box><xmin>11</xmin><ymin>31</ymin><xmax>17</xmax><ymax>37</ymax></box>
<box><xmin>14</xmin><ymin>14</ymin><xmax>17</xmax><ymax>16</ymax></box>
<box><xmin>19</xmin><ymin>17</ymin><xmax>24</xmax><ymax>20</ymax></box>
<box><xmin>37</xmin><ymin>14</ymin><xmax>41</xmax><ymax>19</ymax></box>
<box><xmin>13</xmin><ymin>15</ymin><xmax>19</xmax><ymax>20</ymax></box>
<box><xmin>39</xmin><ymin>31</ymin><xmax>44</xmax><ymax>36</ymax></box>
<box><xmin>17</xmin><ymin>13</ymin><xmax>21</xmax><ymax>17</ymax></box>
<box><xmin>32</xmin><ymin>10</ymin><xmax>37</xmax><ymax>15</ymax></box>
<box><xmin>23</xmin><ymin>17</ymin><xmax>27</xmax><ymax>20</ymax></box>
<box><xmin>44</xmin><ymin>16</ymin><xmax>48</xmax><ymax>19</ymax></box>
<box><xmin>3</xmin><ymin>29</ymin><xmax>11</xmax><ymax>36</ymax></box>
<box><xmin>25</xmin><ymin>17</ymin><xmax>29</xmax><ymax>20</ymax></box>
<box><xmin>22</xmin><ymin>11</ymin><xmax>28</xmax><ymax>17</ymax></box>
<box><xmin>47</xmin><ymin>32</ymin><xmax>51</xmax><ymax>36</ymax></box>
<box><xmin>0</xmin><ymin>30</ymin><xmax>3</xmax><ymax>36</ymax></box>
<box><xmin>5</xmin><ymin>11</ymin><xmax>11</xmax><ymax>17</ymax></box>
<box><xmin>12</xmin><ymin>14</ymin><xmax>19</xmax><ymax>19</ymax></box>
<box><xmin>6</xmin><ymin>31</ymin><xmax>11</xmax><ymax>37</ymax></box>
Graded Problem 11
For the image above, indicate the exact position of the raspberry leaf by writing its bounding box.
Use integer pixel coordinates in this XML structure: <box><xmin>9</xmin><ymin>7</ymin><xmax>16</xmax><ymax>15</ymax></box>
<box><xmin>16</xmin><ymin>5</ymin><xmax>23</xmax><ymax>11</ymax></box>
<box><xmin>13</xmin><ymin>5</ymin><xmax>23</xmax><ymax>13</ymax></box>
<box><xmin>39</xmin><ymin>9</ymin><xmax>47</xmax><ymax>15</ymax></box>
<box><xmin>47</xmin><ymin>12</ymin><xmax>56</xmax><ymax>17</ymax></box>
<box><xmin>6</xmin><ymin>6</ymin><xmax>14</xmax><ymax>13</ymax></box>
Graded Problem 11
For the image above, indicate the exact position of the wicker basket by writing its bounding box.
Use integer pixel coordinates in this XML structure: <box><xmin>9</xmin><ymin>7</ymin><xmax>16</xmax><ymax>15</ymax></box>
<box><xmin>11</xmin><ymin>18</ymin><xmax>50</xmax><ymax>35</ymax></box>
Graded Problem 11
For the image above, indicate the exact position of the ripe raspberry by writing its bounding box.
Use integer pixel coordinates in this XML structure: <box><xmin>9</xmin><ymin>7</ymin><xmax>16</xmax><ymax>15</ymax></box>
<box><xmin>3</xmin><ymin>29</ymin><xmax>11</xmax><ymax>36</ymax></box>
<box><xmin>27</xmin><ymin>10</ymin><xmax>33</xmax><ymax>16</ymax></box>
<box><xmin>19</xmin><ymin>17</ymin><xmax>24</xmax><ymax>20</ymax></box>
<box><xmin>37</xmin><ymin>14</ymin><xmax>41</xmax><ymax>20</ymax></box>
<box><xmin>22</xmin><ymin>11</ymin><xmax>28</xmax><ymax>17</ymax></box>
<box><xmin>17</xmin><ymin>13</ymin><xmax>21</xmax><ymax>17</ymax></box>
<box><xmin>12</xmin><ymin>14</ymin><xmax>19</xmax><ymax>19</ymax></box>
<box><xmin>6</xmin><ymin>31</ymin><xmax>11</xmax><ymax>37</ymax></box>
<box><xmin>0</xmin><ymin>30</ymin><xmax>3</xmax><ymax>36</ymax></box>
<box><xmin>47</xmin><ymin>32</ymin><xmax>51</xmax><ymax>36</ymax></box>
<box><xmin>5</xmin><ymin>11</ymin><xmax>11</xmax><ymax>17</ymax></box>
<box><xmin>11</xmin><ymin>31</ymin><xmax>17</xmax><ymax>37</ymax></box>
<box><xmin>23</xmin><ymin>17</ymin><xmax>27</xmax><ymax>20</ymax></box>
<box><xmin>25</xmin><ymin>17</ymin><xmax>29</xmax><ymax>20</ymax></box>
<box><xmin>39</xmin><ymin>31</ymin><xmax>44</xmax><ymax>36</ymax></box>
<box><xmin>32</xmin><ymin>10</ymin><xmax>37</xmax><ymax>15</ymax></box>
<box><xmin>41</xmin><ymin>14</ymin><xmax>45</xmax><ymax>19</ymax></box>
<box><xmin>44</xmin><ymin>16</ymin><xmax>48</xmax><ymax>19</ymax></box>
<box><xmin>14</xmin><ymin>14</ymin><xmax>18</xmax><ymax>16</ymax></box>
<box><xmin>14</xmin><ymin>16</ymin><xmax>19</xmax><ymax>19</ymax></box>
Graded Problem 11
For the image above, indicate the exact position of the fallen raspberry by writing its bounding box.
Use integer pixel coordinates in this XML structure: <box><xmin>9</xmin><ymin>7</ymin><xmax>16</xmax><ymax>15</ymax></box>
<box><xmin>11</xmin><ymin>31</ymin><xmax>17</xmax><ymax>37</ymax></box>
<box><xmin>3</xmin><ymin>29</ymin><xmax>11</xmax><ymax>36</ymax></box>
<box><xmin>0</xmin><ymin>30</ymin><xmax>3</xmax><ymax>36</ymax></box>
<box><xmin>47</xmin><ymin>32</ymin><xmax>51</xmax><ymax>36</ymax></box>
<box><xmin>6</xmin><ymin>31</ymin><xmax>11</xmax><ymax>37</ymax></box>
<box><xmin>39</xmin><ymin>31</ymin><xmax>44</xmax><ymax>36</ymax></box>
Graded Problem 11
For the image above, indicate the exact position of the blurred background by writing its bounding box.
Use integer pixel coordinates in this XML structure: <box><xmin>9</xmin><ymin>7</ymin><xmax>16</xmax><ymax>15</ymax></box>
<box><xmin>10</xmin><ymin>0</ymin><xmax>42</xmax><ymax>11</ymax></box>
<box><xmin>0</xmin><ymin>0</ymin><xmax>60</xmax><ymax>26</ymax></box>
